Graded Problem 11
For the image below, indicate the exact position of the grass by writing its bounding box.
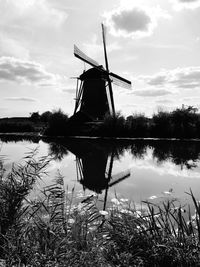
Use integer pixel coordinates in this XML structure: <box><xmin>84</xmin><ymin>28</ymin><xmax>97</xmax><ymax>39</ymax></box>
<box><xmin>1</xmin><ymin>156</ymin><xmax>200</xmax><ymax>266</ymax></box>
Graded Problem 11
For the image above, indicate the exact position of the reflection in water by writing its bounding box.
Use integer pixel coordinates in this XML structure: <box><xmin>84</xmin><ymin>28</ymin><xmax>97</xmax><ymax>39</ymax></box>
<box><xmin>48</xmin><ymin>139</ymin><xmax>130</xmax><ymax>209</ymax></box>
<box><xmin>45</xmin><ymin>138</ymin><xmax>200</xmax><ymax>208</ymax></box>
<box><xmin>1</xmin><ymin>136</ymin><xmax>200</xmax><ymax>206</ymax></box>
<box><xmin>46</xmin><ymin>139</ymin><xmax>200</xmax><ymax>170</ymax></box>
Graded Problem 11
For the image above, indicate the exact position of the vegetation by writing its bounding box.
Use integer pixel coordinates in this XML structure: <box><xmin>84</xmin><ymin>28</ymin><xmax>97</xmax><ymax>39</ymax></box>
<box><xmin>43</xmin><ymin>109</ymin><xmax>69</xmax><ymax>136</ymax></box>
<box><xmin>1</xmin><ymin>155</ymin><xmax>200</xmax><ymax>266</ymax></box>
<box><xmin>1</xmin><ymin>105</ymin><xmax>200</xmax><ymax>138</ymax></box>
<box><xmin>96</xmin><ymin>105</ymin><xmax>200</xmax><ymax>139</ymax></box>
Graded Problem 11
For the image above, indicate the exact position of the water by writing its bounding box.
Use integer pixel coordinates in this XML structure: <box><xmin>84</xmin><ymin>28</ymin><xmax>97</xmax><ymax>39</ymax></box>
<box><xmin>1</xmin><ymin>135</ymin><xmax>200</xmax><ymax>210</ymax></box>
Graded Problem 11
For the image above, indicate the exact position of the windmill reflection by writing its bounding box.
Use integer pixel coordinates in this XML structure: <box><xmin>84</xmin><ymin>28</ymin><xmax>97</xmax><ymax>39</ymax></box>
<box><xmin>51</xmin><ymin>139</ymin><xmax>130</xmax><ymax>210</ymax></box>
<box><xmin>76</xmin><ymin>149</ymin><xmax>130</xmax><ymax>209</ymax></box>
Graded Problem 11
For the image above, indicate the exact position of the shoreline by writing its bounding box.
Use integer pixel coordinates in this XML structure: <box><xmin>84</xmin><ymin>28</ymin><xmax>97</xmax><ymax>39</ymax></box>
<box><xmin>1</xmin><ymin>132</ymin><xmax>200</xmax><ymax>142</ymax></box>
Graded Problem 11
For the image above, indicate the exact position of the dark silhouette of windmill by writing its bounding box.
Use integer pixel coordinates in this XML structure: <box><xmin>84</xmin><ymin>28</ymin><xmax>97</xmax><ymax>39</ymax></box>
<box><xmin>72</xmin><ymin>24</ymin><xmax>131</xmax><ymax>122</ymax></box>
<box><xmin>66</xmin><ymin>139</ymin><xmax>130</xmax><ymax>210</ymax></box>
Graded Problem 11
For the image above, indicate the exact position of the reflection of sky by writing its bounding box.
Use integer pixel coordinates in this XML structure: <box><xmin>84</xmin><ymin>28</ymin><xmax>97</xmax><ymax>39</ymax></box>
<box><xmin>1</xmin><ymin>140</ymin><xmax>200</xmax><ymax>209</ymax></box>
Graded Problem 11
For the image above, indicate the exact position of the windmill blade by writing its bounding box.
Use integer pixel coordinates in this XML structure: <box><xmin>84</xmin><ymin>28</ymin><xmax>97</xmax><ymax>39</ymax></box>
<box><xmin>74</xmin><ymin>45</ymin><xmax>100</xmax><ymax>68</ymax></box>
<box><xmin>108</xmin><ymin>170</ymin><xmax>130</xmax><ymax>187</ymax></box>
<box><xmin>109</xmin><ymin>72</ymin><xmax>132</xmax><ymax>89</ymax></box>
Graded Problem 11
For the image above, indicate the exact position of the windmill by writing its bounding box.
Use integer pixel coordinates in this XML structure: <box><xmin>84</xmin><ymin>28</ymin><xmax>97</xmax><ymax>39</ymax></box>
<box><xmin>72</xmin><ymin>24</ymin><xmax>131</xmax><ymax>121</ymax></box>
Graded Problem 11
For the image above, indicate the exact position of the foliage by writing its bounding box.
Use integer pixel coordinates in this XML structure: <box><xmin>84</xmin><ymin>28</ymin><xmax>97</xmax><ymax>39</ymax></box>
<box><xmin>44</xmin><ymin>109</ymin><xmax>69</xmax><ymax>136</ymax></box>
<box><xmin>98</xmin><ymin>112</ymin><xmax>126</xmax><ymax>137</ymax></box>
<box><xmin>95</xmin><ymin>106</ymin><xmax>200</xmax><ymax>139</ymax></box>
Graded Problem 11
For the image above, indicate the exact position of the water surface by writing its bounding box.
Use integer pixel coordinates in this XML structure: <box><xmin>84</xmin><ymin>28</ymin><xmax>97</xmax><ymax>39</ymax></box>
<box><xmin>1</xmin><ymin>136</ymin><xmax>200</xmax><ymax>210</ymax></box>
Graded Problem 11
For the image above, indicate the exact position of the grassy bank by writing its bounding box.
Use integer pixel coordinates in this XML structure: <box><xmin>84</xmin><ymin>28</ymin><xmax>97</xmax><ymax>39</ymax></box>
<box><xmin>1</xmin><ymin>156</ymin><xmax>200</xmax><ymax>266</ymax></box>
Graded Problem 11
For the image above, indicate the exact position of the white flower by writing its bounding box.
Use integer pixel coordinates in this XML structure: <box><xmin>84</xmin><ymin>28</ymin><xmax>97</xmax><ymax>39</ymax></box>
<box><xmin>120</xmin><ymin>198</ymin><xmax>129</xmax><ymax>203</ymax></box>
<box><xmin>163</xmin><ymin>191</ymin><xmax>172</xmax><ymax>195</ymax></box>
<box><xmin>68</xmin><ymin>218</ymin><xmax>75</xmax><ymax>224</ymax></box>
<box><xmin>120</xmin><ymin>209</ymin><xmax>132</xmax><ymax>215</ymax></box>
<box><xmin>111</xmin><ymin>198</ymin><xmax>121</xmax><ymax>205</ymax></box>
<box><xmin>149</xmin><ymin>195</ymin><xmax>157</xmax><ymax>200</ymax></box>
<box><xmin>99</xmin><ymin>210</ymin><xmax>109</xmax><ymax>216</ymax></box>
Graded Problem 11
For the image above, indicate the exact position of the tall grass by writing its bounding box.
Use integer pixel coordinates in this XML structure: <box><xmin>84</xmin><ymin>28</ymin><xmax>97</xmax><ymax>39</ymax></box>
<box><xmin>1</xmin><ymin>155</ymin><xmax>200</xmax><ymax>266</ymax></box>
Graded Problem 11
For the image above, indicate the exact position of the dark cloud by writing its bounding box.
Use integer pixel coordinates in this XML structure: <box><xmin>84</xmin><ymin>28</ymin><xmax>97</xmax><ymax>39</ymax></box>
<box><xmin>104</xmin><ymin>5</ymin><xmax>168</xmax><ymax>38</ymax></box>
<box><xmin>132</xmin><ymin>89</ymin><xmax>172</xmax><ymax>97</ymax></box>
<box><xmin>112</xmin><ymin>8</ymin><xmax>151</xmax><ymax>33</ymax></box>
<box><xmin>0</xmin><ymin>57</ymin><xmax>55</xmax><ymax>84</ymax></box>
<box><xmin>4</xmin><ymin>97</ymin><xmax>37</xmax><ymax>102</ymax></box>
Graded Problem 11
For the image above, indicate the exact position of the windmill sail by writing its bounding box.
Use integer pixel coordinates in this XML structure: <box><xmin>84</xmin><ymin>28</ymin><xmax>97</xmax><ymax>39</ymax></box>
<box><xmin>110</xmin><ymin>72</ymin><xmax>132</xmax><ymax>89</ymax></box>
<box><xmin>74</xmin><ymin>45</ymin><xmax>100</xmax><ymax>68</ymax></box>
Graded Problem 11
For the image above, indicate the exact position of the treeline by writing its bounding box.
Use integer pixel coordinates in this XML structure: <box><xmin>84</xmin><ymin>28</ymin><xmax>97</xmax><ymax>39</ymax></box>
<box><xmin>38</xmin><ymin>105</ymin><xmax>200</xmax><ymax>139</ymax></box>
<box><xmin>1</xmin><ymin>106</ymin><xmax>200</xmax><ymax>139</ymax></box>
<box><xmin>97</xmin><ymin>106</ymin><xmax>200</xmax><ymax>139</ymax></box>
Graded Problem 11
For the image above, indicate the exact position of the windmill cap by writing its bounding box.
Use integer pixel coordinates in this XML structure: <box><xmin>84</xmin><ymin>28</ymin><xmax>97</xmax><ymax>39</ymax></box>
<box><xmin>80</xmin><ymin>66</ymin><xmax>107</xmax><ymax>80</ymax></box>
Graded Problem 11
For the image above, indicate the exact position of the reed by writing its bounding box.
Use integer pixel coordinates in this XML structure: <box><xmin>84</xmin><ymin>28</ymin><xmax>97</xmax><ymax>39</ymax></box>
<box><xmin>1</xmin><ymin>155</ymin><xmax>200</xmax><ymax>266</ymax></box>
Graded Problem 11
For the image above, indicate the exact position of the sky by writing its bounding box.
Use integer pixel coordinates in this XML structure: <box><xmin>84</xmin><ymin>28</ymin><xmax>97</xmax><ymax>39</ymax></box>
<box><xmin>0</xmin><ymin>0</ymin><xmax>200</xmax><ymax>118</ymax></box>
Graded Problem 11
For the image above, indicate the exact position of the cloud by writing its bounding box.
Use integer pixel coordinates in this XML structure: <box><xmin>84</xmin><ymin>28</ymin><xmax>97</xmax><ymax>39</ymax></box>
<box><xmin>0</xmin><ymin>0</ymin><xmax>67</xmax><ymax>30</ymax></box>
<box><xmin>0</xmin><ymin>34</ymin><xmax>30</xmax><ymax>59</ymax></box>
<box><xmin>4</xmin><ymin>97</ymin><xmax>37</xmax><ymax>102</ymax></box>
<box><xmin>0</xmin><ymin>57</ymin><xmax>57</xmax><ymax>85</ymax></box>
<box><xmin>82</xmin><ymin>34</ymin><xmax>121</xmax><ymax>59</ymax></box>
<box><xmin>132</xmin><ymin>89</ymin><xmax>172</xmax><ymax>97</ymax></box>
<box><xmin>156</xmin><ymin>99</ymin><xmax>173</xmax><ymax>104</ymax></box>
<box><xmin>145</xmin><ymin>66</ymin><xmax>200</xmax><ymax>90</ymax></box>
<box><xmin>62</xmin><ymin>88</ymin><xmax>75</xmax><ymax>94</ymax></box>
<box><xmin>170</xmin><ymin>0</ymin><xmax>200</xmax><ymax>10</ymax></box>
<box><xmin>104</xmin><ymin>4</ymin><xmax>170</xmax><ymax>38</ymax></box>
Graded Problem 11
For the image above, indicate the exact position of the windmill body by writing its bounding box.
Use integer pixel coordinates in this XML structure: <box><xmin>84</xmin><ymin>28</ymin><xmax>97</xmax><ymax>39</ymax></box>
<box><xmin>78</xmin><ymin>67</ymin><xmax>110</xmax><ymax>120</ymax></box>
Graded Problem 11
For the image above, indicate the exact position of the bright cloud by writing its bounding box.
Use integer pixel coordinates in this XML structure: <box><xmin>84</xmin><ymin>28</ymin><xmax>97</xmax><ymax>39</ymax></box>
<box><xmin>104</xmin><ymin>4</ymin><xmax>170</xmax><ymax>38</ymax></box>
<box><xmin>145</xmin><ymin>66</ymin><xmax>200</xmax><ymax>90</ymax></box>
<box><xmin>0</xmin><ymin>34</ymin><xmax>30</xmax><ymax>60</ymax></box>
<box><xmin>0</xmin><ymin>0</ymin><xmax>67</xmax><ymax>29</ymax></box>
<box><xmin>0</xmin><ymin>57</ymin><xmax>57</xmax><ymax>85</ymax></box>
<box><xmin>170</xmin><ymin>0</ymin><xmax>200</xmax><ymax>10</ymax></box>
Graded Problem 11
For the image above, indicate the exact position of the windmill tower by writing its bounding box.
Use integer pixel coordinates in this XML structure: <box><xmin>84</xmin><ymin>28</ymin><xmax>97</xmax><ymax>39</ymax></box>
<box><xmin>72</xmin><ymin>24</ymin><xmax>131</xmax><ymax>122</ymax></box>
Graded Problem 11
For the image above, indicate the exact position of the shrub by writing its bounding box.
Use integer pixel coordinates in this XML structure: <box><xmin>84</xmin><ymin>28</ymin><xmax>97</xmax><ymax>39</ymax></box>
<box><xmin>44</xmin><ymin>109</ymin><xmax>69</xmax><ymax>136</ymax></box>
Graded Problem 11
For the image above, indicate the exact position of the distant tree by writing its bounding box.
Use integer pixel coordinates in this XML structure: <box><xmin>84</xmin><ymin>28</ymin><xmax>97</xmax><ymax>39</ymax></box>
<box><xmin>152</xmin><ymin>111</ymin><xmax>172</xmax><ymax>138</ymax></box>
<box><xmin>44</xmin><ymin>109</ymin><xmax>69</xmax><ymax>136</ymax></box>
<box><xmin>30</xmin><ymin>112</ymin><xmax>40</xmax><ymax>122</ymax></box>
<box><xmin>126</xmin><ymin>113</ymin><xmax>149</xmax><ymax>137</ymax></box>
<box><xmin>40</xmin><ymin>111</ymin><xmax>52</xmax><ymax>123</ymax></box>
<box><xmin>171</xmin><ymin>105</ymin><xmax>199</xmax><ymax>138</ymax></box>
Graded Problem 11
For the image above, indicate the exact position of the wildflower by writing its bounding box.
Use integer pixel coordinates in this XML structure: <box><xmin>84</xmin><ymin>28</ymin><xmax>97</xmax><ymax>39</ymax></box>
<box><xmin>120</xmin><ymin>209</ymin><xmax>132</xmax><ymax>215</ymax></box>
<box><xmin>111</xmin><ymin>198</ymin><xmax>121</xmax><ymax>205</ymax></box>
<box><xmin>135</xmin><ymin>210</ymin><xmax>142</xmax><ymax>218</ymax></box>
<box><xmin>99</xmin><ymin>210</ymin><xmax>109</xmax><ymax>216</ymax></box>
<box><xmin>76</xmin><ymin>192</ymin><xmax>84</xmax><ymax>198</ymax></box>
<box><xmin>68</xmin><ymin>218</ymin><xmax>75</xmax><ymax>224</ymax></box>
<box><xmin>149</xmin><ymin>195</ymin><xmax>157</xmax><ymax>200</ymax></box>
<box><xmin>163</xmin><ymin>191</ymin><xmax>172</xmax><ymax>195</ymax></box>
<box><xmin>120</xmin><ymin>198</ymin><xmax>129</xmax><ymax>203</ymax></box>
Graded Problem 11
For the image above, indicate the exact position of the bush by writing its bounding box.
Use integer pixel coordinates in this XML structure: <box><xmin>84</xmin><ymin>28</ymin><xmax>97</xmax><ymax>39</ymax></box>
<box><xmin>44</xmin><ymin>109</ymin><xmax>69</xmax><ymax>136</ymax></box>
